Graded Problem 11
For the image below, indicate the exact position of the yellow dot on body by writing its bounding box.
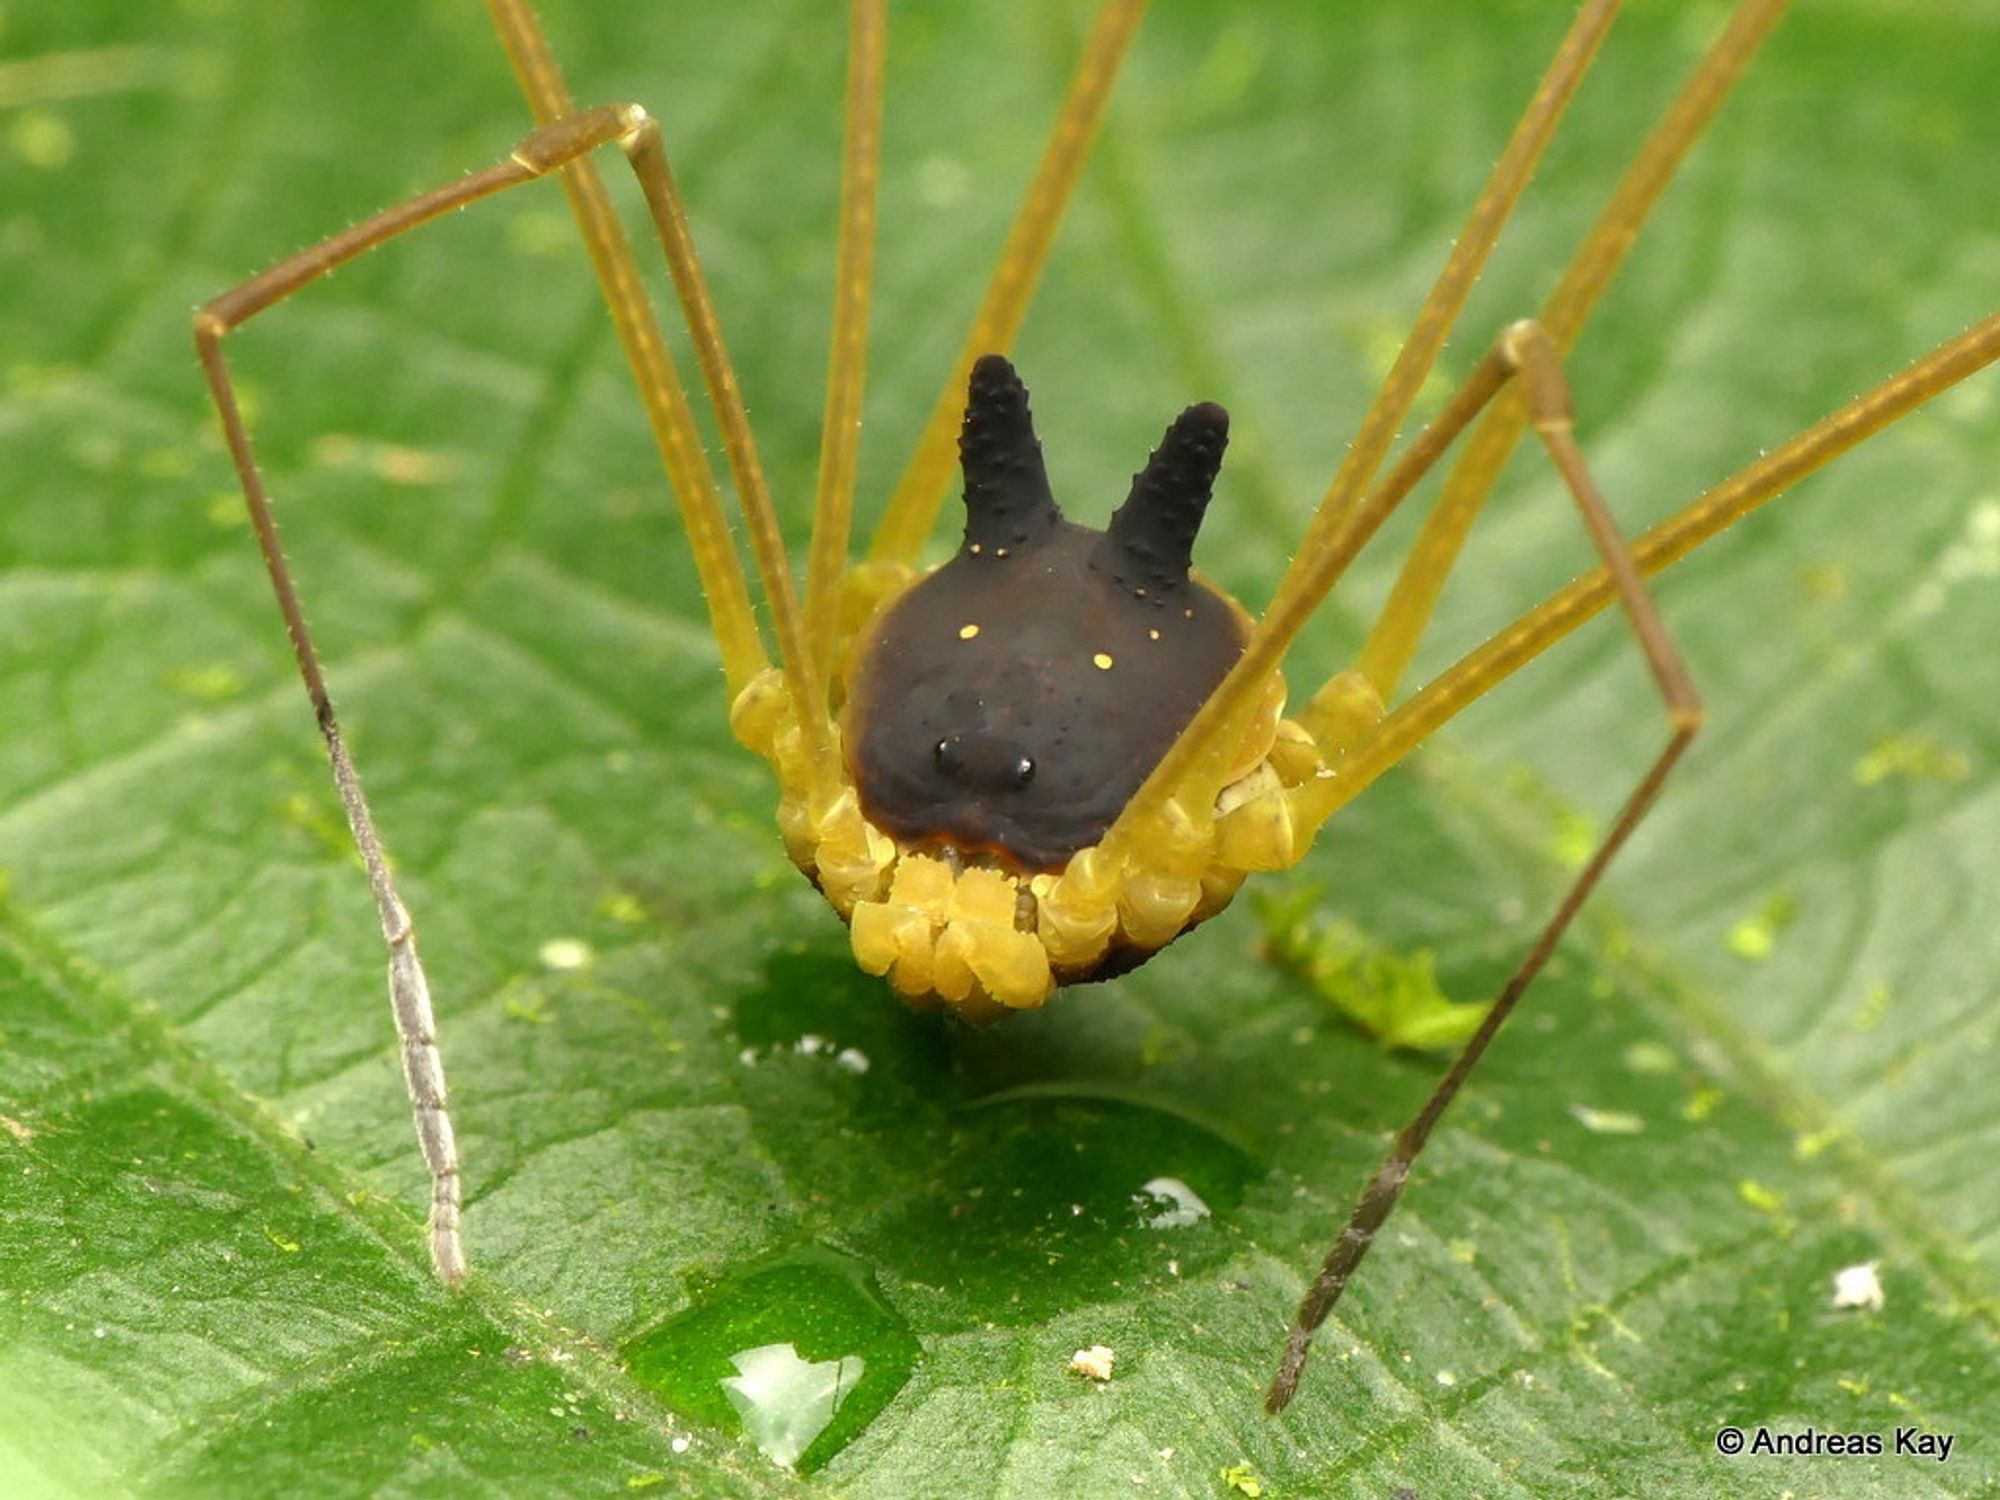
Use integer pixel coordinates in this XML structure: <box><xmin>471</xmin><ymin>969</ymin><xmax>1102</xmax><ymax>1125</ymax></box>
<box><xmin>1093</xmin><ymin>652</ymin><xmax>1114</xmax><ymax>670</ymax></box>
<box><xmin>958</xmin><ymin>622</ymin><xmax>981</xmax><ymax>640</ymax></box>
<box><xmin>1148</xmin><ymin>628</ymin><xmax>1161</xmax><ymax>641</ymax></box>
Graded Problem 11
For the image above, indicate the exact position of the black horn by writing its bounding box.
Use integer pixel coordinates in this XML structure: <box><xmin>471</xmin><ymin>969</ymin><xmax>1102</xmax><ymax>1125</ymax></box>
<box><xmin>958</xmin><ymin>354</ymin><xmax>1062</xmax><ymax>553</ymax></box>
<box><xmin>1101</xmin><ymin>401</ymin><xmax>1229</xmax><ymax>591</ymax></box>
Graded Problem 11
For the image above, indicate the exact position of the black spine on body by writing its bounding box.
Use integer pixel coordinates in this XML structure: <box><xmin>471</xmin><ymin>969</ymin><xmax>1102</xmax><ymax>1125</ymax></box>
<box><xmin>1100</xmin><ymin>403</ymin><xmax>1229</xmax><ymax>594</ymax></box>
<box><xmin>959</xmin><ymin>353</ymin><xmax>1062</xmax><ymax>552</ymax></box>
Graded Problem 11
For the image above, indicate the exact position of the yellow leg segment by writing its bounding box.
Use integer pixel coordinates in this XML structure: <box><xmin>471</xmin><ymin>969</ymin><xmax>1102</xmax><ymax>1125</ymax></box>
<box><xmin>865</xmin><ymin>0</ymin><xmax>1151</xmax><ymax>566</ymax></box>
<box><xmin>1312</xmin><ymin>311</ymin><xmax>2000</xmax><ymax>829</ymax></box>
<box><xmin>804</xmin><ymin>0</ymin><xmax>889</xmax><ymax>705</ymax></box>
<box><xmin>1083</xmin><ymin>0</ymin><xmax>1621</xmax><ymax>886</ymax></box>
<box><xmin>1354</xmin><ymin>0</ymin><xmax>1790</xmax><ymax>701</ymax></box>
<box><xmin>484</xmin><ymin>0</ymin><xmax>767</xmax><ymax>700</ymax></box>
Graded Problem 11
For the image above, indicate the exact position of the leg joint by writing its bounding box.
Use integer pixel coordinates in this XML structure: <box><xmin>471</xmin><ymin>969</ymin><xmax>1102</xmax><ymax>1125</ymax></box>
<box><xmin>509</xmin><ymin>103</ymin><xmax>644</xmax><ymax>176</ymax></box>
<box><xmin>614</xmin><ymin>103</ymin><xmax>653</xmax><ymax>148</ymax></box>
<box><xmin>1498</xmin><ymin>316</ymin><xmax>1551</xmax><ymax>369</ymax></box>
<box><xmin>1498</xmin><ymin>318</ymin><xmax>1573</xmax><ymax>427</ymax></box>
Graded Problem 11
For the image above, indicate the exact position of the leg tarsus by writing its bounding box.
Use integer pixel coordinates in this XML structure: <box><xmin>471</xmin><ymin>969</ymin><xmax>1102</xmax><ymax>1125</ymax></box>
<box><xmin>1267</xmin><ymin>321</ymin><xmax>1703</xmax><ymax>1414</ymax></box>
<box><xmin>196</xmin><ymin>99</ymin><xmax>748</xmax><ymax>1287</ymax></box>
<box><xmin>1269</xmin><ymin>723</ymin><xmax>1697</xmax><ymax>1413</ymax></box>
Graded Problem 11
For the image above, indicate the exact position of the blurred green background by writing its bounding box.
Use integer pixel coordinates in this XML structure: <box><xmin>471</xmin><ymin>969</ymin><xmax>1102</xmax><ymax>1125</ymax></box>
<box><xmin>1</xmin><ymin>0</ymin><xmax>1996</xmax><ymax>1495</ymax></box>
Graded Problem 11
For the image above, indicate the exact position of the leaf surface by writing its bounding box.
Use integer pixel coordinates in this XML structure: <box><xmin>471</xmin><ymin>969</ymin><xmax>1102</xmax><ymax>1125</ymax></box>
<box><xmin>2</xmin><ymin>1</ymin><xmax>1996</xmax><ymax>1495</ymax></box>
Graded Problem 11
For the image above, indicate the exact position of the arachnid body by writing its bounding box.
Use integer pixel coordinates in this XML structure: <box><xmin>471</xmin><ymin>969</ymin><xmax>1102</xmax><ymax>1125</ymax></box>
<box><xmin>176</xmin><ymin>0</ymin><xmax>1999</xmax><ymax>1456</ymax></box>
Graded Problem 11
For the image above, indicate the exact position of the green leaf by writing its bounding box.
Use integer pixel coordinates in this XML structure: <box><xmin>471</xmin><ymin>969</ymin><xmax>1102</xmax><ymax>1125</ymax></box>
<box><xmin>1252</xmin><ymin>886</ymin><xmax>1491</xmax><ymax>1051</ymax></box>
<box><xmin>4</xmin><ymin>1</ymin><xmax>1997</xmax><ymax>1495</ymax></box>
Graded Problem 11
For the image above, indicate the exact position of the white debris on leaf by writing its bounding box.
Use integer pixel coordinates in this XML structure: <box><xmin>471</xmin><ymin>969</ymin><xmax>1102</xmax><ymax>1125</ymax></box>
<box><xmin>537</xmin><ymin>937</ymin><xmax>593</xmax><ymax>971</ymax></box>
<box><xmin>1568</xmin><ymin>1103</ymin><xmax>1646</xmax><ymax>1135</ymax></box>
<box><xmin>736</xmin><ymin>1037</ymin><xmax>872</xmax><ymax>1074</ymax></box>
<box><xmin>720</xmin><ymin>1342</ymin><xmax>865</xmax><ymax>1469</ymax></box>
<box><xmin>1133</xmin><ymin>1176</ymin><xmax>1211</xmax><ymax>1229</ymax></box>
<box><xmin>1831</xmin><ymin>1260</ymin><xmax>1885</xmax><ymax>1311</ymax></box>
<box><xmin>1068</xmin><ymin>1345</ymin><xmax>1116</xmax><ymax>1382</ymax></box>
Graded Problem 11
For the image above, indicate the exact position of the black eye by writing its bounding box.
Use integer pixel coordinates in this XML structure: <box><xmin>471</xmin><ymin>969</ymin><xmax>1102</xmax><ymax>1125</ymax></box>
<box><xmin>1011</xmin><ymin>756</ymin><xmax>1036</xmax><ymax>788</ymax></box>
<box><xmin>933</xmin><ymin>737</ymin><xmax>958</xmax><ymax>774</ymax></box>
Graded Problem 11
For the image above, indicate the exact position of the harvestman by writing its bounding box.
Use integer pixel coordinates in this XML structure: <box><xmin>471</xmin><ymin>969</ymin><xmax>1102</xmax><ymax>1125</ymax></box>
<box><xmin>194</xmin><ymin>0</ymin><xmax>2000</xmax><ymax>1414</ymax></box>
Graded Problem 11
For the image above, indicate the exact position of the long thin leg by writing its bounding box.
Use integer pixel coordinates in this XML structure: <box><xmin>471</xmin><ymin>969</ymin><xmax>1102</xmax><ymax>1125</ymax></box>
<box><xmin>616</xmin><ymin>118</ymin><xmax>838</xmax><ymax>789</ymax></box>
<box><xmin>1087</xmin><ymin>0</ymin><xmax>1622</xmax><ymax>875</ymax></box>
<box><xmin>1354</xmin><ymin>0</ymin><xmax>1789</xmax><ymax>702</ymax></box>
<box><xmin>483</xmin><ymin>1</ymin><xmax>766</xmax><ymax>704</ymax></box>
<box><xmin>1267</xmin><ymin>319</ymin><xmax>1704</xmax><ymax>1413</ymax></box>
<box><xmin>194</xmin><ymin>106</ymin><xmax>697</xmax><ymax>1286</ymax></box>
<box><xmin>1264</xmin><ymin>312</ymin><xmax>2000</xmax><ymax>1401</ymax></box>
<box><xmin>864</xmin><ymin>0</ymin><xmax>1151</xmax><ymax>566</ymax></box>
<box><xmin>488</xmin><ymin>0</ymin><xmax>839</xmax><ymax>788</ymax></box>
<box><xmin>803</xmin><ymin>0</ymin><xmax>889</xmax><ymax>697</ymax></box>
<box><xmin>1306</xmin><ymin>310</ymin><xmax>2000</xmax><ymax>829</ymax></box>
